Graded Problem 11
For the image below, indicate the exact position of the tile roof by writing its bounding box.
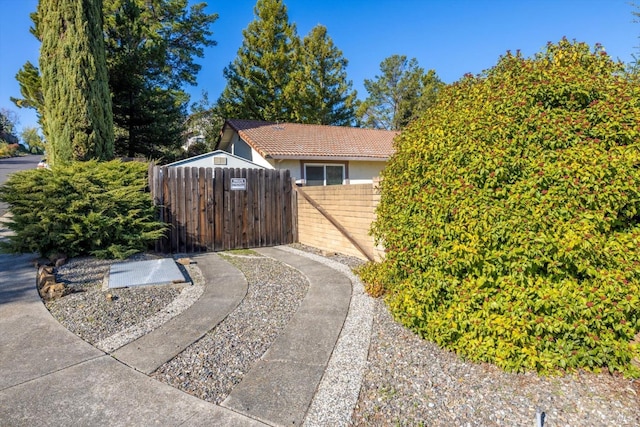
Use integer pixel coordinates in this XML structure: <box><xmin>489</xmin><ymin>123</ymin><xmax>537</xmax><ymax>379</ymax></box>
<box><xmin>222</xmin><ymin>119</ymin><xmax>398</xmax><ymax>160</ymax></box>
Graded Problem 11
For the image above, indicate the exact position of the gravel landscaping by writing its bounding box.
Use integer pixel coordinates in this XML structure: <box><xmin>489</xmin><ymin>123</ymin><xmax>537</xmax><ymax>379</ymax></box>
<box><xmin>292</xmin><ymin>245</ymin><xmax>640</xmax><ymax>426</ymax></box>
<box><xmin>43</xmin><ymin>245</ymin><xmax>640</xmax><ymax>426</ymax></box>
<box><xmin>46</xmin><ymin>254</ymin><xmax>186</xmax><ymax>346</ymax></box>
<box><xmin>352</xmin><ymin>299</ymin><xmax>640</xmax><ymax>426</ymax></box>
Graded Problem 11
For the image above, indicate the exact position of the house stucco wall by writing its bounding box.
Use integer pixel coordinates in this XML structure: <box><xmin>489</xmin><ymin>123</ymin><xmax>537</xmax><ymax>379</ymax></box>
<box><xmin>270</xmin><ymin>159</ymin><xmax>300</xmax><ymax>181</ymax></box>
<box><xmin>347</xmin><ymin>161</ymin><xmax>387</xmax><ymax>184</ymax></box>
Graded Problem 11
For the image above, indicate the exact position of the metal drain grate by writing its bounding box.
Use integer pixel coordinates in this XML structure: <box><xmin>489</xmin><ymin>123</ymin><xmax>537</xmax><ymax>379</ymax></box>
<box><xmin>108</xmin><ymin>258</ymin><xmax>188</xmax><ymax>289</ymax></box>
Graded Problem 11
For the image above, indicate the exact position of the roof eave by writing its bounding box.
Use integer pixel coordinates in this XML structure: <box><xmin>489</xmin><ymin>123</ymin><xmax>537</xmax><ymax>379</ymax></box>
<box><xmin>269</xmin><ymin>155</ymin><xmax>390</xmax><ymax>162</ymax></box>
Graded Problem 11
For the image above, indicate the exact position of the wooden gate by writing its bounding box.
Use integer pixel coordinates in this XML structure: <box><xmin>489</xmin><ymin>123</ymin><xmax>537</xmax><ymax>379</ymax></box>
<box><xmin>148</xmin><ymin>166</ymin><xmax>296</xmax><ymax>253</ymax></box>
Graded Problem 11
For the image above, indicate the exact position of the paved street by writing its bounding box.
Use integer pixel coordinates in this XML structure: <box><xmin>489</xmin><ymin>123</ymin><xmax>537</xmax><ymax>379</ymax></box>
<box><xmin>0</xmin><ymin>155</ymin><xmax>42</xmax><ymax>215</ymax></box>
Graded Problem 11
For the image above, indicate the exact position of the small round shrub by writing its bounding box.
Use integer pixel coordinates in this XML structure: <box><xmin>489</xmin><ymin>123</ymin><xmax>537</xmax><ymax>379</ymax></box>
<box><xmin>362</xmin><ymin>39</ymin><xmax>640</xmax><ymax>376</ymax></box>
<box><xmin>0</xmin><ymin>159</ymin><xmax>166</xmax><ymax>259</ymax></box>
<box><xmin>0</xmin><ymin>142</ymin><xmax>20</xmax><ymax>158</ymax></box>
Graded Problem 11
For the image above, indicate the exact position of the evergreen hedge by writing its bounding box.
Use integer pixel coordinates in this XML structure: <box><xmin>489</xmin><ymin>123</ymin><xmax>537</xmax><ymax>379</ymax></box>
<box><xmin>0</xmin><ymin>160</ymin><xmax>165</xmax><ymax>259</ymax></box>
<box><xmin>360</xmin><ymin>39</ymin><xmax>640</xmax><ymax>376</ymax></box>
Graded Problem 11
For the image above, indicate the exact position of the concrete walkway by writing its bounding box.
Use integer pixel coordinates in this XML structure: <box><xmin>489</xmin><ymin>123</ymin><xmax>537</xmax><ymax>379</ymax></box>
<box><xmin>0</xmin><ymin>246</ymin><xmax>354</xmax><ymax>426</ymax></box>
<box><xmin>222</xmin><ymin>247</ymin><xmax>351</xmax><ymax>426</ymax></box>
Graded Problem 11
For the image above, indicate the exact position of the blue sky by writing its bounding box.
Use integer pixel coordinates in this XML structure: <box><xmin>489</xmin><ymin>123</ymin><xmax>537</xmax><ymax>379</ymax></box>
<box><xmin>0</xmin><ymin>0</ymin><xmax>638</xmax><ymax>135</ymax></box>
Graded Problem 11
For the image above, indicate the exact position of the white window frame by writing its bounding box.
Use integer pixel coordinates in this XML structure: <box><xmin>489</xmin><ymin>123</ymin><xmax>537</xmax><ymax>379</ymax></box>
<box><xmin>304</xmin><ymin>163</ymin><xmax>345</xmax><ymax>186</ymax></box>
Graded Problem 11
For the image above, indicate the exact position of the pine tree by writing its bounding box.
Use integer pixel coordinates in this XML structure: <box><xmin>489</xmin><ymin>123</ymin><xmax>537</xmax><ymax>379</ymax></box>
<box><xmin>288</xmin><ymin>25</ymin><xmax>357</xmax><ymax>126</ymax></box>
<box><xmin>217</xmin><ymin>0</ymin><xmax>298</xmax><ymax>122</ymax></box>
<box><xmin>104</xmin><ymin>0</ymin><xmax>217</xmax><ymax>159</ymax></box>
<box><xmin>358</xmin><ymin>55</ymin><xmax>443</xmax><ymax>130</ymax></box>
<box><xmin>38</xmin><ymin>0</ymin><xmax>114</xmax><ymax>165</ymax></box>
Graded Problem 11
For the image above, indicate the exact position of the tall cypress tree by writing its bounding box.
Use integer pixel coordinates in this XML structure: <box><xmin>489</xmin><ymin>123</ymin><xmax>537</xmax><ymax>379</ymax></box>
<box><xmin>11</xmin><ymin>62</ymin><xmax>43</xmax><ymax>114</ymax></box>
<box><xmin>288</xmin><ymin>24</ymin><xmax>357</xmax><ymax>126</ymax></box>
<box><xmin>217</xmin><ymin>0</ymin><xmax>298</xmax><ymax>122</ymax></box>
<box><xmin>39</xmin><ymin>0</ymin><xmax>114</xmax><ymax>165</ymax></box>
<box><xmin>16</xmin><ymin>0</ymin><xmax>217</xmax><ymax>161</ymax></box>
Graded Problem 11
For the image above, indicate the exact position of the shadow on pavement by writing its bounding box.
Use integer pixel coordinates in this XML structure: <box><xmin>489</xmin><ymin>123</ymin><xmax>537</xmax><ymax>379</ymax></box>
<box><xmin>0</xmin><ymin>253</ymin><xmax>38</xmax><ymax>305</ymax></box>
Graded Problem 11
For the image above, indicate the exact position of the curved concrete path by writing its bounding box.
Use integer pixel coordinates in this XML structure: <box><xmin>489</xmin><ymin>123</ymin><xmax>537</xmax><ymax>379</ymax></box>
<box><xmin>0</xmin><ymin>246</ymin><xmax>354</xmax><ymax>426</ymax></box>
<box><xmin>222</xmin><ymin>247</ymin><xmax>352</xmax><ymax>426</ymax></box>
<box><xmin>0</xmin><ymin>252</ymin><xmax>265</xmax><ymax>426</ymax></box>
<box><xmin>112</xmin><ymin>253</ymin><xmax>248</xmax><ymax>374</ymax></box>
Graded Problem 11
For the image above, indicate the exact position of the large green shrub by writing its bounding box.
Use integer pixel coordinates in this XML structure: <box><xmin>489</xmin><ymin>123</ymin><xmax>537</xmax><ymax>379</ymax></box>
<box><xmin>0</xmin><ymin>160</ymin><xmax>165</xmax><ymax>259</ymax></box>
<box><xmin>362</xmin><ymin>39</ymin><xmax>640</xmax><ymax>376</ymax></box>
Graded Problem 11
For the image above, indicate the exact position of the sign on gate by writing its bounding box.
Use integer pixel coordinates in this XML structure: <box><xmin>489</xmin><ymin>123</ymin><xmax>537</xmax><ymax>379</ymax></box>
<box><xmin>230</xmin><ymin>177</ymin><xmax>247</xmax><ymax>190</ymax></box>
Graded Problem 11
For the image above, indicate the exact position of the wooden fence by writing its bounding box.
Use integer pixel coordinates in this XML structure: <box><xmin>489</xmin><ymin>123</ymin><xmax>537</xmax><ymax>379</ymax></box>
<box><xmin>148</xmin><ymin>166</ymin><xmax>296</xmax><ymax>253</ymax></box>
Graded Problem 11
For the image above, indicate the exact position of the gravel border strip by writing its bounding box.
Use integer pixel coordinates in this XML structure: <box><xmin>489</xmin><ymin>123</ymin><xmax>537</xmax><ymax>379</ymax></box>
<box><xmin>275</xmin><ymin>246</ymin><xmax>375</xmax><ymax>426</ymax></box>
<box><xmin>95</xmin><ymin>264</ymin><xmax>205</xmax><ymax>353</ymax></box>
